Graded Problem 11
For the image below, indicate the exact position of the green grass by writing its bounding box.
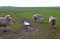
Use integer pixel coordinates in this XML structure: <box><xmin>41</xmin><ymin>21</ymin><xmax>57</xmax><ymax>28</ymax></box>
<box><xmin>0</xmin><ymin>7</ymin><xmax>60</xmax><ymax>39</ymax></box>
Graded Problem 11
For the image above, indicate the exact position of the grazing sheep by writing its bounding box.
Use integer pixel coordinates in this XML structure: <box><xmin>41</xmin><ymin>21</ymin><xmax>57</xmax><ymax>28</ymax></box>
<box><xmin>33</xmin><ymin>14</ymin><xmax>42</xmax><ymax>20</ymax></box>
<box><xmin>49</xmin><ymin>16</ymin><xmax>57</xmax><ymax>27</ymax></box>
<box><xmin>33</xmin><ymin>14</ymin><xmax>44</xmax><ymax>23</ymax></box>
<box><xmin>0</xmin><ymin>15</ymin><xmax>15</xmax><ymax>32</ymax></box>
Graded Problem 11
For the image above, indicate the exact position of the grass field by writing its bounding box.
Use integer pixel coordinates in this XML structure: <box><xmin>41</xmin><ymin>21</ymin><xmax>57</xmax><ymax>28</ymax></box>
<box><xmin>0</xmin><ymin>7</ymin><xmax>60</xmax><ymax>39</ymax></box>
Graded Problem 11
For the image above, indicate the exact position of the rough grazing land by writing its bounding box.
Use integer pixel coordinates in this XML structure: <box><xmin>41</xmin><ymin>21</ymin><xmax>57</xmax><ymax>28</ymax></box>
<box><xmin>0</xmin><ymin>7</ymin><xmax>60</xmax><ymax>39</ymax></box>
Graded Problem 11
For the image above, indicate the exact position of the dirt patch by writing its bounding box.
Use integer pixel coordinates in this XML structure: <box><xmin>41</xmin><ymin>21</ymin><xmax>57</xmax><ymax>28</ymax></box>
<box><xmin>0</xmin><ymin>27</ymin><xmax>39</xmax><ymax>39</ymax></box>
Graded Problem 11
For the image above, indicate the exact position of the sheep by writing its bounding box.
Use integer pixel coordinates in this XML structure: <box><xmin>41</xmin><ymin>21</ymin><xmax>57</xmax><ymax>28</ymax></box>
<box><xmin>49</xmin><ymin>16</ymin><xmax>57</xmax><ymax>27</ymax></box>
<box><xmin>0</xmin><ymin>15</ymin><xmax>15</xmax><ymax>32</ymax></box>
<box><xmin>33</xmin><ymin>14</ymin><xmax>44</xmax><ymax>23</ymax></box>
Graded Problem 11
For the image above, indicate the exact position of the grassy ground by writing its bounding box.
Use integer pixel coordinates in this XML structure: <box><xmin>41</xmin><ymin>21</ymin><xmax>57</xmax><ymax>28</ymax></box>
<box><xmin>0</xmin><ymin>7</ymin><xmax>60</xmax><ymax>39</ymax></box>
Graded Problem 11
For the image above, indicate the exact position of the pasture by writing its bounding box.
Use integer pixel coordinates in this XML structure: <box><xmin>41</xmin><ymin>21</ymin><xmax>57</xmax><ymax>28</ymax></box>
<box><xmin>0</xmin><ymin>7</ymin><xmax>60</xmax><ymax>39</ymax></box>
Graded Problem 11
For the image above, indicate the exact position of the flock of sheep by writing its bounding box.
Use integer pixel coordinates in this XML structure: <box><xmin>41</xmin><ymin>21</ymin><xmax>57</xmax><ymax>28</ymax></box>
<box><xmin>0</xmin><ymin>14</ymin><xmax>57</xmax><ymax>32</ymax></box>
<box><xmin>33</xmin><ymin>14</ymin><xmax>57</xmax><ymax>26</ymax></box>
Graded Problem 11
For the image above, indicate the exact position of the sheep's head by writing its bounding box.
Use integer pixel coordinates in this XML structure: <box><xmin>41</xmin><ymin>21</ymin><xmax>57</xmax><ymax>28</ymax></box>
<box><xmin>5</xmin><ymin>15</ymin><xmax>15</xmax><ymax>24</ymax></box>
<box><xmin>5</xmin><ymin>15</ymin><xmax>12</xmax><ymax>20</ymax></box>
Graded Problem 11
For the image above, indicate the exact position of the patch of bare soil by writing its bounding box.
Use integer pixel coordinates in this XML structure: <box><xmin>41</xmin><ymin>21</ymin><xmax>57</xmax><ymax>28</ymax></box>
<box><xmin>0</xmin><ymin>30</ymin><xmax>22</xmax><ymax>39</ymax></box>
<box><xmin>0</xmin><ymin>27</ymin><xmax>39</xmax><ymax>39</ymax></box>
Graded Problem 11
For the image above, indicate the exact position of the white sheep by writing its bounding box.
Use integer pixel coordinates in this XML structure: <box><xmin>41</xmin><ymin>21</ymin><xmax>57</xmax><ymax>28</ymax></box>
<box><xmin>0</xmin><ymin>15</ymin><xmax>15</xmax><ymax>32</ymax></box>
<box><xmin>49</xmin><ymin>16</ymin><xmax>57</xmax><ymax>27</ymax></box>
